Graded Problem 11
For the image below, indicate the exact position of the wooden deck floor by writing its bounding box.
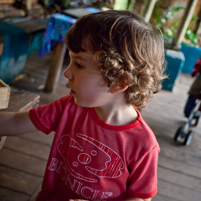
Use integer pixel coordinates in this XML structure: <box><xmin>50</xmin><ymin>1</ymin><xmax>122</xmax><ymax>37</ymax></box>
<box><xmin>0</xmin><ymin>52</ymin><xmax>201</xmax><ymax>201</ymax></box>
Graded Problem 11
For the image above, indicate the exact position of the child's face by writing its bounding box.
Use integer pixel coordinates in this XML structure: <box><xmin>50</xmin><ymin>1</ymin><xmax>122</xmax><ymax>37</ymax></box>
<box><xmin>64</xmin><ymin>49</ymin><xmax>115</xmax><ymax>108</ymax></box>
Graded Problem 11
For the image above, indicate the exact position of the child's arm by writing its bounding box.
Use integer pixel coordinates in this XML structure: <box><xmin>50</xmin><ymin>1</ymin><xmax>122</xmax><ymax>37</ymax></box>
<box><xmin>0</xmin><ymin>111</ymin><xmax>38</xmax><ymax>136</ymax></box>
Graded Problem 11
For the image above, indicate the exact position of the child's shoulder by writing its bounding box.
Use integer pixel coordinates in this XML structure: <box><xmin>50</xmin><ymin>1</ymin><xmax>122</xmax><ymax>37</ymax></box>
<box><xmin>134</xmin><ymin>111</ymin><xmax>159</xmax><ymax>148</ymax></box>
<box><xmin>125</xmin><ymin>110</ymin><xmax>158</xmax><ymax>149</ymax></box>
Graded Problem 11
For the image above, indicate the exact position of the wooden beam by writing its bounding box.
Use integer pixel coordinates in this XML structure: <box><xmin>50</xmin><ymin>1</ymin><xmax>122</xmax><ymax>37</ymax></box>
<box><xmin>26</xmin><ymin>0</ymin><xmax>32</xmax><ymax>10</ymax></box>
<box><xmin>171</xmin><ymin>0</ymin><xmax>198</xmax><ymax>49</ymax></box>
<box><xmin>142</xmin><ymin>0</ymin><xmax>157</xmax><ymax>22</ymax></box>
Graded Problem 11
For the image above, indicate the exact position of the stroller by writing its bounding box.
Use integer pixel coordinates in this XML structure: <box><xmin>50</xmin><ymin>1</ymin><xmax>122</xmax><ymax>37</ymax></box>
<box><xmin>174</xmin><ymin>99</ymin><xmax>201</xmax><ymax>146</ymax></box>
<box><xmin>174</xmin><ymin>58</ymin><xmax>201</xmax><ymax>146</ymax></box>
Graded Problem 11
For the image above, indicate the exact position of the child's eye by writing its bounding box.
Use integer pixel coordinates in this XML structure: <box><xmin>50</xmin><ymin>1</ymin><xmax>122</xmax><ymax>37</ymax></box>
<box><xmin>74</xmin><ymin>62</ymin><xmax>84</xmax><ymax>69</ymax></box>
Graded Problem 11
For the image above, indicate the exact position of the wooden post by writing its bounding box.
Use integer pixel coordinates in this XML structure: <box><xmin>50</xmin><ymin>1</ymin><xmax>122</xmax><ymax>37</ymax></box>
<box><xmin>44</xmin><ymin>42</ymin><xmax>66</xmax><ymax>93</ymax></box>
<box><xmin>26</xmin><ymin>0</ymin><xmax>32</xmax><ymax>10</ymax></box>
<box><xmin>142</xmin><ymin>0</ymin><xmax>157</xmax><ymax>22</ymax></box>
<box><xmin>171</xmin><ymin>0</ymin><xmax>198</xmax><ymax>49</ymax></box>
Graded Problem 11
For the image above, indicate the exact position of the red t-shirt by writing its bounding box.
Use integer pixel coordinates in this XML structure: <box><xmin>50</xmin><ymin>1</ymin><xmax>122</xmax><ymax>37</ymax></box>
<box><xmin>29</xmin><ymin>95</ymin><xmax>160</xmax><ymax>201</ymax></box>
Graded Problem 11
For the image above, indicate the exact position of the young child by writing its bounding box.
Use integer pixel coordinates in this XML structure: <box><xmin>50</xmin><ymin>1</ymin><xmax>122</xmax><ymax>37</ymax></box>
<box><xmin>184</xmin><ymin>57</ymin><xmax>201</xmax><ymax>118</ymax></box>
<box><xmin>0</xmin><ymin>10</ymin><xmax>166</xmax><ymax>201</ymax></box>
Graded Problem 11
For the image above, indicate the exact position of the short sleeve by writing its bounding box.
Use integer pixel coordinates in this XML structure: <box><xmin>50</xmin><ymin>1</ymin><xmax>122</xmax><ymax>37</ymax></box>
<box><xmin>29</xmin><ymin>95</ymin><xmax>71</xmax><ymax>134</ymax></box>
<box><xmin>127</xmin><ymin>145</ymin><xmax>160</xmax><ymax>199</ymax></box>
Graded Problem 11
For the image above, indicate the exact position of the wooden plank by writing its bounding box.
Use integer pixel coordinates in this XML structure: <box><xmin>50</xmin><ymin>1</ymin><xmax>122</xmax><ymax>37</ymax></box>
<box><xmin>0</xmin><ymin>188</ymin><xmax>29</xmax><ymax>201</ymax></box>
<box><xmin>29</xmin><ymin>182</ymin><xmax>42</xmax><ymax>201</ymax></box>
<box><xmin>157</xmin><ymin>180</ymin><xmax>201</xmax><ymax>201</ymax></box>
<box><xmin>158</xmin><ymin>137</ymin><xmax>201</xmax><ymax>169</ymax></box>
<box><xmin>0</xmin><ymin>79</ymin><xmax>10</xmax><ymax>109</ymax></box>
<box><xmin>13</xmin><ymin>18</ymin><xmax>49</xmax><ymax>35</ymax></box>
<box><xmin>10</xmin><ymin>74</ymin><xmax>45</xmax><ymax>92</ymax></box>
<box><xmin>0</xmin><ymin>149</ymin><xmax>46</xmax><ymax>177</ymax></box>
<box><xmin>1</xmin><ymin>88</ymin><xmax>39</xmax><ymax>113</ymax></box>
<box><xmin>0</xmin><ymin>166</ymin><xmax>42</xmax><ymax>194</ymax></box>
<box><xmin>158</xmin><ymin>155</ymin><xmax>201</xmax><ymax>178</ymax></box>
<box><xmin>158</xmin><ymin>166</ymin><xmax>201</xmax><ymax>191</ymax></box>
<box><xmin>20</xmin><ymin>131</ymin><xmax>54</xmax><ymax>147</ymax></box>
<box><xmin>4</xmin><ymin>136</ymin><xmax>51</xmax><ymax>160</ymax></box>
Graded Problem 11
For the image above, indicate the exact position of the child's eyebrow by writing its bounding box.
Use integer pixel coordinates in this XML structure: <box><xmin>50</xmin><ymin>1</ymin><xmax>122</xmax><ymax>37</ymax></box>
<box><xmin>69</xmin><ymin>53</ymin><xmax>86</xmax><ymax>61</ymax></box>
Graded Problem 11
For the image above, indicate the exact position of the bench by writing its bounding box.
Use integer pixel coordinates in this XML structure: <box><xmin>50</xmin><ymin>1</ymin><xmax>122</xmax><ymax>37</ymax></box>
<box><xmin>12</xmin><ymin>17</ymin><xmax>49</xmax><ymax>51</ymax></box>
<box><xmin>12</xmin><ymin>18</ymin><xmax>49</xmax><ymax>35</ymax></box>
<box><xmin>0</xmin><ymin>18</ymin><xmax>49</xmax><ymax>83</ymax></box>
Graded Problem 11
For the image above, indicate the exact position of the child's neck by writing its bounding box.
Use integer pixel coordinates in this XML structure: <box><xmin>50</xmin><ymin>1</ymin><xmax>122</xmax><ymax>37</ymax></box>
<box><xmin>94</xmin><ymin>103</ymin><xmax>138</xmax><ymax>126</ymax></box>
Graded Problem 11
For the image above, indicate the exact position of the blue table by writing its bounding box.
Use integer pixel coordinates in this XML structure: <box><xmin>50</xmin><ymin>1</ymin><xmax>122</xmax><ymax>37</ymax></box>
<box><xmin>40</xmin><ymin>13</ymin><xmax>76</xmax><ymax>57</ymax></box>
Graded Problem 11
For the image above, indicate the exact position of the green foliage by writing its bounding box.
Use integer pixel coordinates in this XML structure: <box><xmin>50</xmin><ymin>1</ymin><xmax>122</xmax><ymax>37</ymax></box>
<box><xmin>152</xmin><ymin>2</ymin><xmax>198</xmax><ymax>46</ymax></box>
<box><xmin>185</xmin><ymin>28</ymin><xmax>198</xmax><ymax>46</ymax></box>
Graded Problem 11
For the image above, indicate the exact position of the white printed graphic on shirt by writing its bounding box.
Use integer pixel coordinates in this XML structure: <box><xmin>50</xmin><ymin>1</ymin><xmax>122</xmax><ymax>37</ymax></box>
<box><xmin>48</xmin><ymin>158</ymin><xmax>114</xmax><ymax>200</ymax></box>
<box><xmin>57</xmin><ymin>133</ymin><xmax>124</xmax><ymax>183</ymax></box>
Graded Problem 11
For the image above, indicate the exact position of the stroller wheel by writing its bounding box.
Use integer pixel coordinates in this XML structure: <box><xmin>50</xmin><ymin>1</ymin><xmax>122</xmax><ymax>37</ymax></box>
<box><xmin>183</xmin><ymin>130</ymin><xmax>193</xmax><ymax>146</ymax></box>
<box><xmin>191</xmin><ymin>114</ymin><xmax>200</xmax><ymax>127</ymax></box>
<box><xmin>174</xmin><ymin>126</ymin><xmax>184</xmax><ymax>142</ymax></box>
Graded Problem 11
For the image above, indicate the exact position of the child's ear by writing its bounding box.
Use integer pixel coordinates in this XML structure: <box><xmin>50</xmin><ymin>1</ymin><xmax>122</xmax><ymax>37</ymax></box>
<box><xmin>108</xmin><ymin>85</ymin><xmax>128</xmax><ymax>94</ymax></box>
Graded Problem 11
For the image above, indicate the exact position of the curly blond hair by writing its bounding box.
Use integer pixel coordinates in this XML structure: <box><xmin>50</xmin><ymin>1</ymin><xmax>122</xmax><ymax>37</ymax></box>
<box><xmin>65</xmin><ymin>10</ymin><xmax>166</xmax><ymax>108</ymax></box>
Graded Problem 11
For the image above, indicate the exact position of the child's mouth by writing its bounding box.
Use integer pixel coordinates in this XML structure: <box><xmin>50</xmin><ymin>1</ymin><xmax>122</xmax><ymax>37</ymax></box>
<box><xmin>66</xmin><ymin>84</ymin><xmax>75</xmax><ymax>96</ymax></box>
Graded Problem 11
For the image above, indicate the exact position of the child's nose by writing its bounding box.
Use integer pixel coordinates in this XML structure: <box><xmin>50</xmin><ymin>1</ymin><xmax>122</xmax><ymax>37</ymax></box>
<box><xmin>64</xmin><ymin>65</ymin><xmax>73</xmax><ymax>80</ymax></box>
